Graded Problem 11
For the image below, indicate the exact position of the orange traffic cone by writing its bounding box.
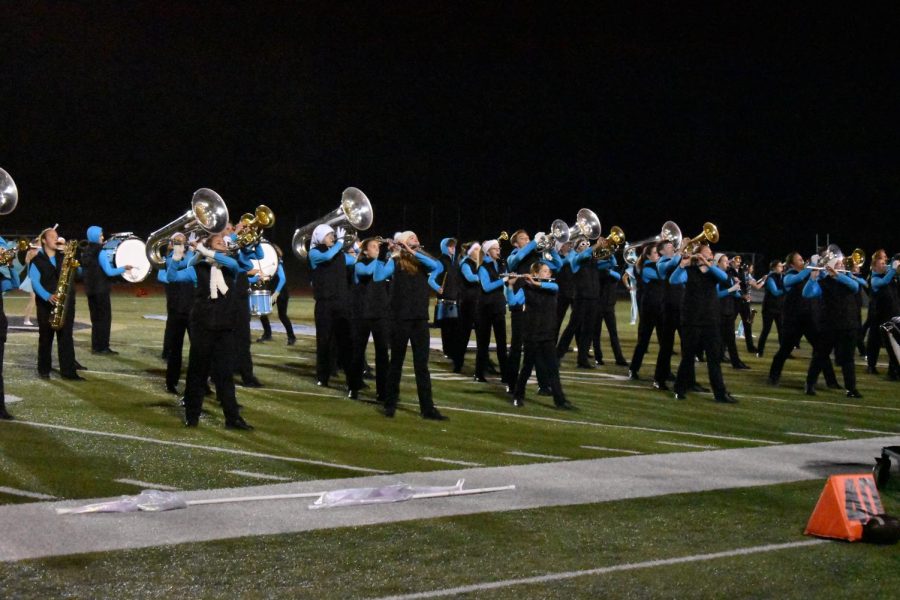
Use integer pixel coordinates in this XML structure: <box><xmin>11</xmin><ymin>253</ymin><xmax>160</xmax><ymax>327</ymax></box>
<box><xmin>804</xmin><ymin>473</ymin><xmax>884</xmax><ymax>541</ymax></box>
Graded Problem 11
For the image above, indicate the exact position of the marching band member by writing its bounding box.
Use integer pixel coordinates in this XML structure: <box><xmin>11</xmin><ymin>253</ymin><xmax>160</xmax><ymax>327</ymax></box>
<box><xmin>866</xmin><ymin>250</ymin><xmax>900</xmax><ymax>379</ymax></box>
<box><xmin>767</xmin><ymin>251</ymin><xmax>838</xmax><ymax>393</ymax></box>
<box><xmin>382</xmin><ymin>231</ymin><xmax>446</xmax><ymax>420</ymax></box>
<box><xmin>717</xmin><ymin>253</ymin><xmax>749</xmax><ymax>369</ymax></box>
<box><xmin>653</xmin><ymin>240</ymin><xmax>682</xmax><ymax>387</ymax></box>
<box><xmin>29</xmin><ymin>228</ymin><xmax>84</xmax><ymax>381</ymax></box>
<box><xmin>0</xmin><ymin>236</ymin><xmax>21</xmax><ymax>419</ymax></box>
<box><xmin>623</xmin><ymin>264</ymin><xmax>638</xmax><ymax>325</ymax></box>
<box><xmin>231</xmin><ymin>229</ymin><xmax>263</xmax><ymax>388</ymax></box>
<box><xmin>454</xmin><ymin>241</ymin><xmax>481</xmax><ymax>373</ymax></box>
<box><xmin>505</xmin><ymin>230</ymin><xmax>536</xmax><ymax>388</ymax></box>
<box><xmin>556</xmin><ymin>238</ymin><xmax>605</xmax><ymax>368</ymax></box>
<box><xmin>511</xmin><ymin>261</ymin><xmax>572</xmax><ymax>409</ymax></box>
<box><xmin>670</xmin><ymin>244</ymin><xmax>737</xmax><ymax>403</ymax></box>
<box><xmin>593</xmin><ymin>255</ymin><xmax>629</xmax><ymax>366</ymax></box>
<box><xmin>850</xmin><ymin>260</ymin><xmax>869</xmax><ymax>359</ymax></box>
<box><xmin>19</xmin><ymin>241</ymin><xmax>38</xmax><ymax>327</ymax></box>
<box><xmin>553</xmin><ymin>240</ymin><xmax>575</xmax><ymax>337</ymax></box>
<box><xmin>308</xmin><ymin>224</ymin><xmax>357</xmax><ymax>389</ymax></box>
<box><xmin>163</xmin><ymin>233</ymin><xmax>195</xmax><ymax>394</ymax></box>
<box><xmin>172</xmin><ymin>233</ymin><xmax>252</xmax><ymax>430</ymax></box>
<box><xmin>731</xmin><ymin>256</ymin><xmax>759</xmax><ymax>353</ymax></box>
<box><xmin>257</xmin><ymin>245</ymin><xmax>297</xmax><ymax>345</ymax></box>
<box><xmin>756</xmin><ymin>259</ymin><xmax>784</xmax><ymax>358</ymax></box>
<box><xmin>803</xmin><ymin>261</ymin><xmax>862</xmax><ymax>397</ymax></box>
<box><xmin>349</xmin><ymin>237</ymin><xmax>392</xmax><ymax>402</ymax></box>
<box><xmin>435</xmin><ymin>237</ymin><xmax>460</xmax><ymax>359</ymax></box>
<box><xmin>81</xmin><ymin>226</ymin><xmax>133</xmax><ymax>354</ymax></box>
<box><xmin>628</xmin><ymin>243</ymin><xmax>666</xmax><ymax>383</ymax></box>
<box><xmin>474</xmin><ymin>238</ymin><xmax>508</xmax><ymax>383</ymax></box>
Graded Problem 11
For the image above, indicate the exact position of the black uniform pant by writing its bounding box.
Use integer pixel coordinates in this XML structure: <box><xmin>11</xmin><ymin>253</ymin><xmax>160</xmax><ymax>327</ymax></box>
<box><xmin>36</xmin><ymin>302</ymin><xmax>77</xmax><ymax>377</ymax></box>
<box><xmin>233</xmin><ymin>302</ymin><xmax>256</xmax><ymax>382</ymax></box>
<box><xmin>475</xmin><ymin>308</ymin><xmax>507</xmax><ymax>379</ymax></box>
<box><xmin>719</xmin><ymin>313</ymin><xmax>743</xmax><ymax>367</ymax></box>
<box><xmin>675</xmin><ymin>325</ymin><xmax>727</xmax><ymax>400</ymax></box>
<box><xmin>506</xmin><ymin>310</ymin><xmax>524</xmax><ymax>385</ymax></box>
<box><xmin>385</xmin><ymin>318</ymin><xmax>435</xmax><ymax>414</ymax></box>
<box><xmin>453</xmin><ymin>297</ymin><xmax>478</xmax><ymax>371</ymax></box>
<box><xmin>594</xmin><ymin>306</ymin><xmax>627</xmax><ymax>364</ymax></box>
<box><xmin>438</xmin><ymin>314</ymin><xmax>458</xmax><ymax>358</ymax></box>
<box><xmin>161</xmin><ymin>285</ymin><xmax>172</xmax><ymax>359</ymax></box>
<box><xmin>756</xmin><ymin>309</ymin><xmax>782</xmax><ymax>356</ymax></box>
<box><xmin>769</xmin><ymin>315</ymin><xmax>837</xmax><ymax>384</ymax></box>
<box><xmin>0</xmin><ymin>314</ymin><xmax>7</xmax><ymax>409</ymax></box>
<box><xmin>629</xmin><ymin>303</ymin><xmax>664</xmax><ymax>375</ymax></box>
<box><xmin>555</xmin><ymin>295</ymin><xmax>573</xmax><ymax>339</ymax></box>
<box><xmin>867</xmin><ymin>311</ymin><xmax>900</xmax><ymax>376</ymax></box>
<box><xmin>165</xmin><ymin>313</ymin><xmax>191</xmax><ymax>389</ymax></box>
<box><xmin>653</xmin><ymin>303</ymin><xmax>680</xmax><ymax>381</ymax></box>
<box><xmin>858</xmin><ymin>311</ymin><xmax>870</xmax><ymax>357</ymax></box>
<box><xmin>515</xmin><ymin>339</ymin><xmax>566</xmax><ymax>405</ymax></box>
<box><xmin>737</xmin><ymin>299</ymin><xmax>756</xmax><ymax>351</ymax></box>
<box><xmin>808</xmin><ymin>328</ymin><xmax>858</xmax><ymax>391</ymax></box>
<box><xmin>315</xmin><ymin>299</ymin><xmax>354</xmax><ymax>386</ymax></box>
<box><xmin>556</xmin><ymin>297</ymin><xmax>592</xmax><ymax>360</ymax></box>
<box><xmin>87</xmin><ymin>292</ymin><xmax>112</xmax><ymax>351</ymax></box>
<box><xmin>260</xmin><ymin>293</ymin><xmax>295</xmax><ymax>340</ymax></box>
<box><xmin>352</xmin><ymin>317</ymin><xmax>390</xmax><ymax>400</ymax></box>
<box><xmin>184</xmin><ymin>325</ymin><xmax>240</xmax><ymax>424</ymax></box>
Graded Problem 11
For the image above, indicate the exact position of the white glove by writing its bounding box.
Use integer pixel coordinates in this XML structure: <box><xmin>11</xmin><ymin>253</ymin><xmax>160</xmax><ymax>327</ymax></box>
<box><xmin>335</xmin><ymin>226</ymin><xmax>346</xmax><ymax>241</ymax></box>
<box><xmin>187</xmin><ymin>232</ymin><xmax>199</xmax><ymax>246</ymax></box>
<box><xmin>172</xmin><ymin>244</ymin><xmax>185</xmax><ymax>261</ymax></box>
<box><xmin>534</xmin><ymin>232</ymin><xmax>546</xmax><ymax>245</ymax></box>
<box><xmin>729</xmin><ymin>283</ymin><xmax>741</xmax><ymax>292</ymax></box>
<box><xmin>893</xmin><ymin>260</ymin><xmax>900</xmax><ymax>271</ymax></box>
<box><xmin>271</xmin><ymin>291</ymin><xmax>280</xmax><ymax>304</ymax></box>
<box><xmin>196</xmin><ymin>243</ymin><xmax>216</xmax><ymax>259</ymax></box>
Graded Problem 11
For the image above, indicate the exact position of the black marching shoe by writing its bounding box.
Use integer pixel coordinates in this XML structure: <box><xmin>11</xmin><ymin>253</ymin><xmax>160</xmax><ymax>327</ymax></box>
<box><xmin>804</xmin><ymin>383</ymin><xmax>816</xmax><ymax>396</ymax></box>
<box><xmin>867</xmin><ymin>366</ymin><xmax>879</xmax><ymax>375</ymax></box>
<box><xmin>379</xmin><ymin>405</ymin><xmax>395</xmax><ymax>418</ymax></box>
<box><xmin>61</xmin><ymin>374</ymin><xmax>86</xmax><ymax>381</ymax></box>
<box><xmin>846</xmin><ymin>389</ymin><xmax>863</xmax><ymax>398</ymax></box>
<box><xmin>627</xmin><ymin>370</ymin><xmax>640</xmax><ymax>381</ymax></box>
<box><xmin>473</xmin><ymin>375</ymin><xmax>488</xmax><ymax>383</ymax></box>
<box><xmin>537</xmin><ymin>387</ymin><xmax>553</xmax><ymax>396</ymax></box>
<box><xmin>256</xmin><ymin>335</ymin><xmax>272</xmax><ymax>343</ymax></box>
<box><xmin>756</xmin><ymin>352</ymin><xmax>764</xmax><ymax>358</ymax></box>
<box><xmin>690</xmin><ymin>384</ymin><xmax>709</xmax><ymax>393</ymax></box>
<box><xmin>595</xmin><ymin>358</ymin><xmax>605</xmax><ymax>366</ymax></box>
<box><xmin>184</xmin><ymin>416</ymin><xmax>199</xmax><ymax>427</ymax></box>
<box><xmin>715</xmin><ymin>392</ymin><xmax>738</xmax><ymax>404</ymax></box>
<box><xmin>0</xmin><ymin>407</ymin><xmax>13</xmax><ymax>420</ymax></box>
<box><xmin>422</xmin><ymin>408</ymin><xmax>448</xmax><ymax>421</ymax></box>
<box><xmin>766</xmin><ymin>376</ymin><xmax>779</xmax><ymax>386</ymax></box>
<box><xmin>577</xmin><ymin>361</ymin><xmax>596</xmax><ymax>369</ymax></box>
<box><xmin>287</xmin><ymin>338</ymin><xmax>297</xmax><ymax>346</ymax></box>
<box><xmin>674</xmin><ymin>392</ymin><xmax>688</xmax><ymax>400</ymax></box>
<box><xmin>225</xmin><ymin>417</ymin><xmax>253</xmax><ymax>431</ymax></box>
<box><xmin>38</xmin><ymin>372</ymin><xmax>50</xmax><ymax>380</ymax></box>
<box><xmin>615</xmin><ymin>359</ymin><xmax>629</xmax><ymax>367</ymax></box>
<box><xmin>241</xmin><ymin>377</ymin><xmax>263</xmax><ymax>388</ymax></box>
<box><xmin>512</xmin><ymin>397</ymin><xmax>524</xmax><ymax>407</ymax></box>
<box><xmin>166</xmin><ymin>384</ymin><xmax>179</xmax><ymax>395</ymax></box>
<box><xmin>825</xmin><ymin>381</ymin><xmax>842</xmax><ymax>390</ymax></box>
<box><xmin>75</xmin><ymin>362</ymin><xmax>87</xmax><ymax>371</ymax></box>
<box><xmin>347</xmin><ymin>389</ymin><xmax>359</xmax><ymax>400</ymax></box>
<box><xmin>652</xmin><ymin>380</ymin><xmax>669</xmax><ymax>391</ymax></box>
<box><xmin>554</xmin><ymin>400</ymin><xmax>575</xmax><ymax>410</ymax></box>
<box><xmin>317</xmin><ymin>380</ymin><xmax>329</xmax><ymax>388</ymax></box>
<box><xmin>733</xmin><ymin>362</ymin><xmax>751</xmax><ymax>370</ymax></box>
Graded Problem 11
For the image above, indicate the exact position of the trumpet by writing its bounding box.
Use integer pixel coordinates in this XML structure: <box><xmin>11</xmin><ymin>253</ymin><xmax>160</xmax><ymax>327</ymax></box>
<box><xmin>624</xmin><ymin>221</ymin><xmax>682</xmax><ymax>266</ymax></box>
<box><xmin>0</xmin><ymin>239</ymin><xmax>30</xmax><ymax>266</ymax></box>
<box><xmin>236</xmin><ymin>205</ymin><xmax>275</xmax><ymax>248</ymax></box>
<box><xmin>681</xmin><ymin>222</ymin><xmax>719</xmax><ymax>255</ymax></box>
<box><xmin>593</xmin><ymin>226</ymin><xmax>626</xmax><ymax>260</ymax></box>
<box><xmin>498</xmin><ymin>231</ymin><xmax>509</xmax><ymax>243</ymax></box>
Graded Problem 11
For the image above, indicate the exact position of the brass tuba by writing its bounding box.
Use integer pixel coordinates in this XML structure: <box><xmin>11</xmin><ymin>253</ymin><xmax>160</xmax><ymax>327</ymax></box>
<box><xmin>292</xmin><ymin>187</ymin><xmax>373</xmax><ymax>259</ymax></box>
<box><xmin>236</xmin><ymin>205</ymin><xmax>275</xmax><ymax>248</ymax></box>
<box><xmin>682</xmin><ymin>222</ymin><xmax>719</xmax><ymax>255</ymax></box>
<box><xmin>50</xmin><ymin>240</ymin><xmax>80</xmax><ymax>330</ymax></box>
<box><xmin>146</xmin><ymin>188</ymin><xmax>230</xmax><ymax>266</ymax></box>
<box><xmin>843</xmin><ymin>247</ymin><xmax>866</xmax><ymax>271</ymax></box>
<box><xmin>623</xmin><ymin>221</ymin><xmax>682</xmax><ymax>265</ymax></box>
<box><xmin>0</xmin><ymin>167</ymin><xmax>19</xmax><ymax>216</ymax></box>
<box><xmin>593</xmin><ymin>226</ymin><xmax>626</xmax><ymax>260</ymax></box>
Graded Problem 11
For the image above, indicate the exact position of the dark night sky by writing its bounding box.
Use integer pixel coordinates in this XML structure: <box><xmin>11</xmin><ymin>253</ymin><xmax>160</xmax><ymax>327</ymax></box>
<box><xmin>2</xmin><ymin>3</ymin><xmax>898</xmax><ymax>269</ymax></box>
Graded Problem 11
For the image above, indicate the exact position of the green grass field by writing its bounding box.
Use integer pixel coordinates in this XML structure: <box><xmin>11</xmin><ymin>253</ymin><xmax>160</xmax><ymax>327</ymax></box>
<box><xmin>1</xmin><ymin>287</ymin><xmax>899</xmax><ymax>598</ymax></box>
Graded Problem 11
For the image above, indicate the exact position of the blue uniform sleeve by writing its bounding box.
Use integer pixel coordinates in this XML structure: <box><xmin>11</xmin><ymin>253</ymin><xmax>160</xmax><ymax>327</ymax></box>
<box><xmin>784</xmin><ymin>269</ymin><xmax>811</xmax><ymax>289</ymax></box>
<box><xmin>871</xmin><ymin>269</ymin><xmax>897</xmax><ymax>292</ymax></box>
<box><xmin>98</xmin><ymin>249</ymin><xmax>126</xmax><ymax>277</ymax></box>
<box><xmin>542</xmin><ymin>247</ymin><xmax>563</xmax><ymax>271</ymax></box>
<box><xmin>166</xmin><ymin>257</ymin><xmax>197</xmax><ymax>284</ymax></box>
<box><xmin>507</xmin><ymin>240</ymin><xmax>537</xmax><ymax>271</ymax></box>
<box><xmin>309</xmin><ymin>241</ymin><xmax>344</xmax><ymax>269</ymax></box>
<box><xmin>641</xmin><ymin>263</ymin><xmax>661</xmax><ymax>284</ymax></box>
<box><xmin>344</xmin><ymin>252</ymin><xmax>356</xmax><ymax>266</ymax></box>
<box><xmin>212</xmin><ymin>252</ymin><xmax>243</xmax><ymax>273</ymax></box>
<box><xmin>571</xmin><ymin>246</ymin><xmax>592</xmax><ymax>272</ymax></box>
<box><xmin>505</xmin><ymin>286</ymin><xmax>525</xmax><ymax>306</ymax></box>
<box><xmin>460</xmin><ymin>262</ymin><xmax>479</xmax><ymax>283</ymax></box>
<box><xmin>802</xmin><ymin>278</ymin><xmax>822</xmax><ymax>298</ymax></box>
<box><xmin>834</xmin><ymin>273</ymin><xmax>859</xmax><ymax>293</ymax></box>
<box><xmin>157</xmin><ymin>268</ymin><xmax>168</xmax><ymax>284</ymax></box>
<box><xmin>607</xmin><ymin>269</ymin><xmax>622</xmax><ymax>282</ymax></box>
<box><xmin>669</xmin><ymin>266</ymin><xmax>688</xmax><ymax>285</ymax></box>
<box><xmin>355</xmin><ymin>259</ymin><xmax>378</xmax><ymax>282</ymax></box>
<box><xmin>657</xmin><ymin>256</ymin><xmax>678</xmax><ymax>277</ymax></box>
<box><xmin>707</xmin><ymin>265</ymin><xmax>729</xmax><ymax>283</ymax></box>
<box><xmin>539</xmin><ymin>281</ymin><xmax>559</xmax><ymax>292</ymax></box>
<box><xmin>717</xmin><ymin>283</ymin><xmax>732</xmax><ymax>299</ymax></box>
<box><xmin>375</xmin><ymin>258</ymin><xmax>394</xmax><ymax>282</ymax></box>
<box><xmin>30</xmin><ymin>262</ymin><xmax>53</xmax><ymax>301</ymax></box>
<box><xmin>765</xmin><ymin>276</ymin><xmax>784</xmax><ymax>296</ymax></box>
<box><xmin>852</xmin><ymin>274</ymin><xmax>868</xmax><ymax>288</ymax></box>
<box><xmin>274</xmin><ymin>263</ymin><xmax>286</xmax><ymax>294</ymax></box>
<box><xmin>478</xmin><ymin>265</ymin><xmax>505</xmax><ymax>293</ymax></box>
<box><xmin>415</xmin><ymin>252</ymin><xmax>443</xmax><ymax>292</ymax></box>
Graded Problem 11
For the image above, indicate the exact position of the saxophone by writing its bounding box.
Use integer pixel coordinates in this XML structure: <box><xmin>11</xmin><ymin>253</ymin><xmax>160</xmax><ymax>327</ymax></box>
<box><xmin>50</xmin><ymin>240</ymin><xmax>80</xmax><ymax>330</ymax></box>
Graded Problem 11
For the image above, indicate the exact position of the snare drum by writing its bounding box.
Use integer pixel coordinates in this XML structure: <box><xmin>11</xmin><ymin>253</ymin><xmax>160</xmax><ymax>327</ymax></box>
<box><xmin>102</xmin><ymin>235</ymin><xmax>151</xmax><ymax>283</ymax></box>
<box><xmin>435</xmin><ymin>299</ymin><xmax>459</xmax><ymax>321</ymax></box>
<box><xmin>249</xmin><ymin>290</ymin><xmax>272</xmax><ymax>316</ymax></box>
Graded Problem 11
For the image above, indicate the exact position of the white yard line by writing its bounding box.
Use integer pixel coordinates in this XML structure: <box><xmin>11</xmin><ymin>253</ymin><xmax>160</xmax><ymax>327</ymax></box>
<box><xmin>226</xmin><ymin>470</ymin><xmax>293</xmax><ymax>482</ymax></box>
<box><xmin>7</xmin><ymin>420</ymin><xmax>389</xmax><ymax>474</ymax></box>
<box><xmin>658</xmin><ymin>441</ymin><xmax>719</xmax><ymax>450</ymax></box>
<box><xmin>505</xmin><ymin>451</ymin><xmax>568</xmax><ymax>460</ymax></box>
<box><xmin>370</xmin><ymin>540</ymin><xmax>826</xmax><ymax>600</ymax></box>
<box><xmin>580</xmin><ymin>445</ymin><xmax>642</xmax><ymax>455</ymax></box>
<box><xmin>784</xmin><ymin>432</ymin><xmax>844</xmax><ymax>440</ymax></box>
<box><xmin>114</xmin><ymin>479</ymin><xmax>180</xmax><ymax>491</ymax></box>
<box><xmin>419</xmin><ymin>457</ymin><xmax>484</xmax><ymax>467</ymax></box>
<box><xmin>845</xmin><ymin>427</ymin><xmax>900</xmax><ymax>436</ymax></box>
<box><xmin>744</xmin><ymin>394</ymin><xmax>900</xmax><ymax>413</ymax></box>
<box><xmin>0</xmin><ymin>486</ymin><xmax>57</xmax><ymax>500</ymax></box>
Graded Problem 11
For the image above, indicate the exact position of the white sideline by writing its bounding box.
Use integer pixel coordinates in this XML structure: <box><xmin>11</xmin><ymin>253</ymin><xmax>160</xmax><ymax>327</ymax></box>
<box><xmin>0</xmin><ymin>486</ymin><xmax>56</xmax><ymax>500</ymax></box>
<box><xmin>784</xmin><ymin>431</ymin><xmax>844</xmax><ymax>440</ymax></box>
<box><xmin>6</xmin><ymin>420</ymin><xmax>389</xmax><ymax>474</ymax></box>
<box><xmin>846</xmin><ymin>427</ymin><xmax>900</xmax><ymax>436</ymax></box>
<box><xmin>115</xmin><ymin>479</ymin><xmax>180</xmax><ymax>491</ymax></box>
<box><xmin>657</xmin><ymin>441</ymin><xmax>719</xmax><ymax>450</ymax></box>
<box><xmin>580</xmin><ymin>445</ymin><xmax>642</xmax><ymax>455</ymax></box>
<box><xmin>227</xmin><ymin>470</ymin><xmax>293</xmax><ymax>482</ymax></box>
<box><xmin>419</xmin><ymin>457</ymin><xmax>484</xmax><ymax>467</ymax></box>
<box><xmin>369</xmin><ymin>540</ymin><xmax>826</xmax><ymax>600</ymax></box>
<box><xmin>506</xmin><ymin>451</ymin><xmax>567</xmax><ymax>460</ymax></box>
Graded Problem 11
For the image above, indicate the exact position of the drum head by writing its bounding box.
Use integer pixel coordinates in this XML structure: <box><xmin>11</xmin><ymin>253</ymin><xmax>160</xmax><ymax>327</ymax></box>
<box><xmin>253</xmin><ymin>242</ymin><xmax>278</xmax><ymax>277</ymax></box>
<box><xmin>115</xmin><ymin>238</ymin><xmax>151</xmax><ymax>283</ymax></box>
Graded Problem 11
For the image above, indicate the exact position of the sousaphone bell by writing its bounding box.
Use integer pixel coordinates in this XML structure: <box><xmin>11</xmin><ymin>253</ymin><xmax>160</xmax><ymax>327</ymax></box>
<box><xmin>292</xmin><ymin>187</ymin><xmax>373</xmax><ymax>259</ymax></box>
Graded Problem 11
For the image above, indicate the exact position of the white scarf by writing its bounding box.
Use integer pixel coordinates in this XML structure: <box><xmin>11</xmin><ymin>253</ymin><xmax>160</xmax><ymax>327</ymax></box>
<box><xmin>208</xmin><ymin>259</ymin><xmax>229</xmax><ymax>299</ymax></box>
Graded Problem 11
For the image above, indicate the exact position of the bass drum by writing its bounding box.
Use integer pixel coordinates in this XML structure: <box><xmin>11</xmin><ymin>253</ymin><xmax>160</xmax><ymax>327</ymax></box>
<box><xmin>252</xmin><ymin>241</ymin><xmax>278</xmax><ymax>277</ymax></box>
<box><xmin>102</xmin><ymin>235</ymin><xmax>152</xmax><ymax>283</ymax></box>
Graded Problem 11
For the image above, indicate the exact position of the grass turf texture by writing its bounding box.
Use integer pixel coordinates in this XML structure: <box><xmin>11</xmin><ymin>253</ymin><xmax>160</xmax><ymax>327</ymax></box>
<box><xmin>2</xmin><ymin>480</ymin><xmax>898</xmax><ymax>598</ymax></box>
<box><xmin>1</xmin><ymin>288</ymin><xmax>899</xmax><ymax>596</ymax></box>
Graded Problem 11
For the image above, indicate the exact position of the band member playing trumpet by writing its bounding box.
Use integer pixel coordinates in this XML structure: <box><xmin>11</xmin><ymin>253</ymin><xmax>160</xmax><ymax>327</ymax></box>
<box><xmin>628</xmin><ymin>243</ymin><xmax>666</xmax><ymax>383</ymax></box>
<box><xmin>454</xmin><ymin>241</ymin><xmax>481</xmax><ymax>373</ymax></box>
<box><xmin>717</xmin><ymin>253</ymin><xmax>749</xmax><ymax>370</ymax></box>
<box><xmin>670</xmin><ymin>244</ymin><xmax>737</xmax><ymax>403</ymax></box>
<box><xmin>866</xmin><ymin>250</ymin><xmax>899</xmax><ymax>379</ymax></box>
<box><xmin>653</xmin><ymin>240</ymin><xmax>683</xmax><ymax>387</ymax></box>
<box><xmin>169</xmin><ymin>233</ymin><xmax>252</xmax><ymax>430</ymax></box>
<box><xmin>803</xmin><ymin>261</ymin><xmax>863</xmax><ymax>397</ymax></box>
<box><xmin>556</xmin><ymin>238</ymin><xmax>606</xmax><ymax>368</ymax></box>
<box><xmin>81</xmin><ymin>226</ymin><xmax>134</xmax><ymax>354</ymax></box>
<box><xmin>512</xmin><ymin>261</ymin><xmax>572</xmax><ymax>409</ymax></box>
<box><xmin>553</xmin><ymin>241</ymin><xmax>575</xmax><ymax>336</ymax></box>
<box><xmin>28</xmin><ymin>228</ymin><xmax>84</xmax><ymax>381</ymax></box>
<box><xmin>756</xmin><ymin>259</ymin><xmax>785</xmax><ymax>358</ymax></box>
<box><xmin>382</xmin><ymin>231</ymin><xmax>446</xmax><ymax>420</ymax></box>
<box><xmin>308</xmin><ymin>224</ymin><xmax>358</xmax><ymax>390</ymax></box>
<box><xmin>350</xmin><ymin>237</ymin><xmax>392</xmax><ymax>402</ymax></box>
<box><xmin>474</xmin><ymin>238</ymin><xmax>508</xmax><ymax>383</ymax></box>
<box><xmin>163</xmin><ymin>233</ymin><xmax>195</xmax><ymax>394</ymax></box>
<box><xmin>0</xmin><ymin>236</ymin><xmax>21</xmax><ymax>419</ymax></box>
<box><xmin>594</xmin><ymin>255</ymin><xmax>629</xmax><ymax>366</ymax></box>
<box><xmin>257</xmin><ymin>244</ymin><xmax>296</xmax><ymax>346</ymax></box>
